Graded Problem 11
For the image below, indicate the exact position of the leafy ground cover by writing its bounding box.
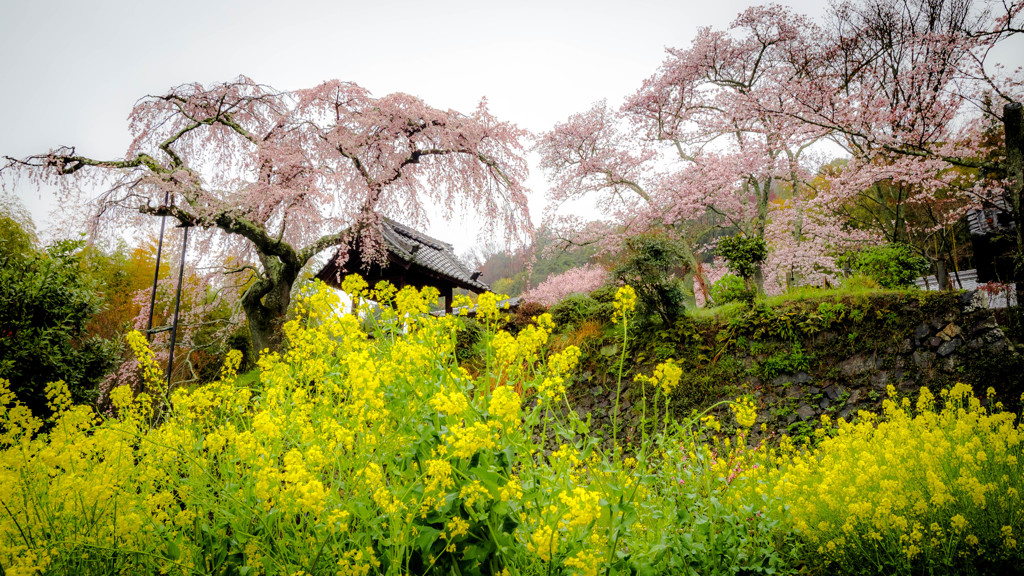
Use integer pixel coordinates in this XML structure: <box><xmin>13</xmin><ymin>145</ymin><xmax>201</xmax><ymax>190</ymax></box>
<box><xmin>0</xmin><ymin>280</ymin><xmax>1021</xmax><ymax>575</ymax></box>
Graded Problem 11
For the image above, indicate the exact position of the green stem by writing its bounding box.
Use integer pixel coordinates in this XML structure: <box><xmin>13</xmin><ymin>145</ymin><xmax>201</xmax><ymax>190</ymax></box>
<box><xmin>653</xmin><ymin>389</ymin><xmax>660</xmax><ymax>441</ymax></box>
<box><xmin>640</xmin><ymin>377</ymin><xmax>648</xmax><ymax>448</ymax></box>
<box><xmin>663</xmin><ymin>390</ymin><xmax>672</xmax><ymax>436</ymax></box>
<box><xmin>46</xmin><ymin>540</ymin><xmax>212</xmax><ymax>576</ymax></box>
<box><xmin>0</xmin><ymin>495</ymin><xmax>31</xmax><ymax>549</ymax></box>
<box><xmin>306</xmin><ymin>532</ymin><xmax>331</xmax><ymax>574</ymax></box>
<box><xmin>612</xmin><ymin>317</ymin><xmax>629</xmax><ymax>456</ymax></box>
<box><xmin>671</xmin><ymin>399</ymin><xmax>739</xmax><ymax>440</ymax></box>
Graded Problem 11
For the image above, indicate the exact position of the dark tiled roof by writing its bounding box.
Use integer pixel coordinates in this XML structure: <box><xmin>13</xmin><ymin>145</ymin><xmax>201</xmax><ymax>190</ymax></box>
<box><xmin>317</xmin><ymin>217</ymin><xmax>489</xmax><ymax>293</ymax></box>
<box><xmin>378</xmin><ymin>217</ymin><xmax>489</xmax><ymax>292</ymax></box>
<box><xmin>966</xmin><ymin>197</ymin><xmax>1015</xmax><ymax>236</ymax></box>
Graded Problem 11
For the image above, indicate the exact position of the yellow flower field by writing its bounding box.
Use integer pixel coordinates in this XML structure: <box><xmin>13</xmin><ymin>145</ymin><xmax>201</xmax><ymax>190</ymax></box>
<box><xmin>0</xmin><ymin>280</ymin><xmax>1021</xmax><ymax>575</ymax></box>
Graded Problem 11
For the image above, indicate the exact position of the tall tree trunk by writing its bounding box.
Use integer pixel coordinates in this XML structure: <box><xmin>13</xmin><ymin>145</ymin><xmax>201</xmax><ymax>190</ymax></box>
<box><xmin>753</xmin><ymin>177</ymin><xmax>771</xmax><ymax>293</ymax></box>
<box><xmin>692</xmin><ymin>260</ymin><xmax>710</xmax><ymax>306</ymax></box>
<box><xmin>894</xmin><ymin>185</ymin><xmax>907</xmax><ymax>244</ymax></box>
<box><xmin>935</xmin><ymin>258</ymin><xmax>950</xmax><ymax>291</ymax></box>
<box><xmin>679</xmin><ymin>242</ymin><xmax>709</xmax><ymax>306</ymax></box>
<box><xmin>241</xmin><ymin>256</ymin><xmax>299</xmax><ymax>355</ymax></box>
<box><xmin>1005</xmin><ymin>103</ymin><xmax>1024</xmax><ymax>301</ymax></box>
<box><xmin>789</xmin><ymin>184</ymin><xmax>804</xmax><ymax>289</ymax></box>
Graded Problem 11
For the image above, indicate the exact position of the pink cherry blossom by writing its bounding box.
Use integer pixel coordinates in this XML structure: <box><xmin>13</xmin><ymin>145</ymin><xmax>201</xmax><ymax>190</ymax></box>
<box><xmin>521</xmin><ymin>264</ymin><xmax>609</xmax><ymax>306</ymax></box>
<box><xmin>6</xmin><ymin>77</ymin><xmax>533</xmax><ymax>352</ymax></box>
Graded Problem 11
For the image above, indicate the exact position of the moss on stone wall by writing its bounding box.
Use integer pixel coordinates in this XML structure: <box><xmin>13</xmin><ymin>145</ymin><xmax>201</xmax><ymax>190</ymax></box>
<box><xmin>559</xmin><ymin>290</ymin><xmax>1023</xmax><ymax>445</ymax></box>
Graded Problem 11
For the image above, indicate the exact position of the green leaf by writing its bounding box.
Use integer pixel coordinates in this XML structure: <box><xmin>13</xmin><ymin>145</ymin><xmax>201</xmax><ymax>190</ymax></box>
<box><xmin>165</xmin><ymin>540</ymin><xmax>180</xmax><ymax>561</ymax></box>
<box><xmin>469</xmin><ymin>466</ymin><xmax>504</xmax><ymax>497</ymax></box>
<box><xmin>414</xmin><ymin>526</ymin><xmax>442</xmax><ymax>554</ymax></box>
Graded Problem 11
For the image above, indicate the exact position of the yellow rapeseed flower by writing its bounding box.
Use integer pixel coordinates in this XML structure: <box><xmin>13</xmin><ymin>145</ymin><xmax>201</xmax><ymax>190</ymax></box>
<box><xmin>559</xmin><ymin>486</ymin><xmax>602</xmax><ymax>528</ymax></box>
<box><xmin>476</xmin><ymin>291</ymin><xmax>509</xmax><ymax>325</ymax></box>
<box><xmin>489</xmin><ymin>385</ymin><xmax>521</xmax><ymax>429</ymax></box>
<box><xmin>548</xmin><ymin>346</ymin><xmax>582</xmax><ymax>375</ymax></box>
<box><xmin>637</xmin><ymin>359</ymin><xmax>683</xmax><ymax>397</ymax></box>
<box><xmin>701</xmin><ymin>415</ymin><xmax>722</xmax><ymax>433</ymax></box>
<box><xmin>446</xmin><ymin>422</ymin><xmax>496</xmax><ymax>459</ymax></box>
<box><xmin>430</xmin><ymin>387</ymin><xmax>469</xmax><ymax>416</ymax></box>
<box><xmin>341</xmin><ymin>273</ymin><xmax>369</xmax><ymax>298</ymax></box>
<box><xmin>731</xmin><ymin>397</ymin><xmax>757</xmax><ymax>429</ymax></box>
<box><xmin>527</xmin><ymin>525</ymin><xmax>559</xmax><ymax>562</ymax></box>
<box><xmin>612</xmin><ymin>285</ymin><xmax>637</xmax><ymax>323</ymax></box>
<box><xmin>445</xmin><ymin>516</ymin><xmax>470</xmax><ymax>539</ymax></box>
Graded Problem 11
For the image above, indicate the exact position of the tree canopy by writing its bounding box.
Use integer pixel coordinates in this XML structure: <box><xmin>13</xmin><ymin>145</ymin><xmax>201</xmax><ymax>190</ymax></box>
<box><xmin>6</xmin><ymin>77</ymin><xmax>533</xmax><ymax>352</ymax></box>
<box><xmin>0</xmin><ymin>206</ymin><xmax>119</xmax><ymax>415</ymax></box>
<box><xmin>537</xmin><ymin>0</ymin><xmax>1023</xmax><ymax>298</ymax></box>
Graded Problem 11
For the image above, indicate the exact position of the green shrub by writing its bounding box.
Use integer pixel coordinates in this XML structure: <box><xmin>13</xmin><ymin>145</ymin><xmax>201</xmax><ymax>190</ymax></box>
<box><xmin>717</xmin><ymin>233</ymin><xmax>768</xmax><ymax>292</ymax></box>
<box><xmin>548</xmin><ymin>294</ymin><xmax>598</xmax><ymax>328</ymax></box>
<box><xmin>508</xmin><ymin>300</ymin><xmax>548</xmax><ymax>333</ymax></box>
<box><xmin>761</xmin><ymin>345</ymin><xmax>812</xmax><ymax>379</ymax></box>
<box><xmin>840</xmin><ymin>273</ymin><xmax>883</xmax><ymax>291</ymax></box>
<box><xmin>0</xmin><ymin>237</ymin><xmax>119</xmax><ymax>415</ymax></box>
<box><xmin>585</xmin><ymin>285</ymin><xmax>618</xmax><ymax>324</ymax></box>
<box><xmin>454</xmin><ymin>315</ymin><xmax>484</xmax><ymax>363</ymax></box>
<box><xmin>589</xmin><ymin>285</ymin><xmax>617</xmax><ymax>303</ymax></box>
<box><xmin>612</xmin><ymin>235</ymin><xmax>686</xmax><ymax>325</ymax></box>
<box><xmin>849</xmin><ymin>243</ymin><xmax>929</xmax><ymax>289</ymax></box>
<box><xmin>709</xmin><ymin>273</ymin><xmax>750</xmax><ymax>306</ymax></box>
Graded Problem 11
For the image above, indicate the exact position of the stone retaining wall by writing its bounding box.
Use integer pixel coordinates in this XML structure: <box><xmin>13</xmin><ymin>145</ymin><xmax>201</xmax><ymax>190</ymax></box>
<box><xmin>565</xmin><ymin>290</ymin><xmax>1022</xmax><ymax>443</ymax></box>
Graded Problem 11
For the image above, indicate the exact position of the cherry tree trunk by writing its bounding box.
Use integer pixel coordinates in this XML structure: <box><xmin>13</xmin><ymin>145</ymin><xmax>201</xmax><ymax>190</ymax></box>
<box><xmin>1005</xmin><ymin>103</ymin><xmax>1024</xmax><ymax>300</ymax></box>
<box><xmin>241</xmin><ymin>258</ymin><xmax>299</xmax><ymax>355</ymax></box>
<box><xmin>754</xmin><ymin>180</ymin><xmax>770</xmax><ymax>294</ymax></box>
<box><xmin>935</xmin><ymin>259</ymin><xmax>950</xmax><ymax>291</ymax></box>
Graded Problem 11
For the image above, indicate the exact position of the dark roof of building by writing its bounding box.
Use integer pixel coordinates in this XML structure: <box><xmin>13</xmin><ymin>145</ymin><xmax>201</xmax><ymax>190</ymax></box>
<box><xmin>380</xmin><ymin>217</ymin><xmax>489</xmax><ymax>292</ymax></box>
<box><xmin>317</xmin><ymin>217</ymin><xmax>489</xmax><ymax>293</ymax></box>
<box><xmin>966</xmin><ymin>197</ymin><xmax>1015</xmax><ymax>236</ymax></box>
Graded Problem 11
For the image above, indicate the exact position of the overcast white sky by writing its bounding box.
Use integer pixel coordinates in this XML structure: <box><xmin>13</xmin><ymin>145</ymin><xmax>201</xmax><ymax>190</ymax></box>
<box><xmin>1</xmin><ymin>0</ymin><xmax>1019</xmax><ymax>253</ymax></box>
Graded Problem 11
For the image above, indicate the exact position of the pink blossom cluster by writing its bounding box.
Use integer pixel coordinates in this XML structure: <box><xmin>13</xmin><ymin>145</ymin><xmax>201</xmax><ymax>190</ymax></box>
<box><xmin>762</xmin><ymin>200</ymin><xmax>879</xmax><ymax>295</ymax></box>
<box><xmin>536</xmin><ymin>2</ymin><xmax>1022</xmax><ymax>299</ymax></box>
<box><xmin>9</xmin><ymin>75</ymin><xmax>535</xmax><ymax>359</ymax></box>
<box><xmin>521</xmin><ymin>264</ymin><xmax>609</xmax><ymax>307</ymax></box>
